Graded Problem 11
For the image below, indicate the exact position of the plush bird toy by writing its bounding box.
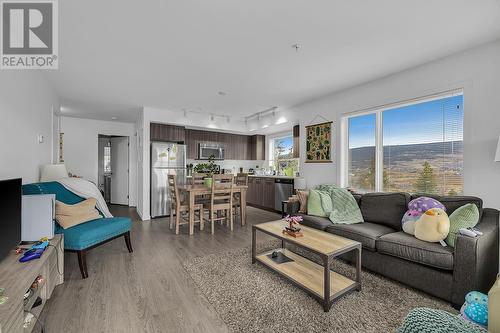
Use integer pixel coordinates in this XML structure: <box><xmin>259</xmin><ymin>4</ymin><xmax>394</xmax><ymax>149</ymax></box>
<box><xmin>414</xmin><ymin>208</ymin><xmax>450</xmax><ymax>246</ymax></box>
<box><xmin>460</xmin><ymin>291</ymin><xmax>489</xmax><ymax>329</ymax></box>
<box><xmin>402</xmin><ymin>197</ymin><xmax>446</xmax><ymax>235</ymax></box>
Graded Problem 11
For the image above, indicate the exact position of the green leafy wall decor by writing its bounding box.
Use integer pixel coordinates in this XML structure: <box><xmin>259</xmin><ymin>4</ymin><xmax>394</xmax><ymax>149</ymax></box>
<box><xmin>305</xmin><ymin>121</ymin><xmax>332</xmax><ymax>163</ymax></box>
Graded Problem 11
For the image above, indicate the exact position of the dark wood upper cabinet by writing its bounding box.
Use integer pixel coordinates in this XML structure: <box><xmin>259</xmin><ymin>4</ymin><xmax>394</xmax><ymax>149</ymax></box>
<box><xmin>293</xmin><ymin>124</ymin><xmax>300</xmax><ymax>159</ymax></box>
<box><xmin>184</xmin><ymin>129</ymin><xmax>265</xmax><ymax>160</ymax></box>
<box><xmin>249</xmin><ymin>135</ymin><xmax>266</xmax><ymax>160</ymax></box>
<box><xmin>150</xmin><ymin>123</ymin><xmax>186</xmax><ymax>143</ymax></box>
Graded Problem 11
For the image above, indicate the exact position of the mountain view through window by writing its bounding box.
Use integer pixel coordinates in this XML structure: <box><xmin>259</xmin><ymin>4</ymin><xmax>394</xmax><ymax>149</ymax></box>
<box><xmin>347</xmin><ymin>92</ymin><xmax>464</xmax><ymax>195</ymax></box>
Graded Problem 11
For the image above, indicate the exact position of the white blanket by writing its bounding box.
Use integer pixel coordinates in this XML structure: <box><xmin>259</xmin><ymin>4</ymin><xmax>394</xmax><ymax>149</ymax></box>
<box><xmin>57</xmin><ymin>178</ymin><xmax>113</xmax><ymax>218</ymax></box>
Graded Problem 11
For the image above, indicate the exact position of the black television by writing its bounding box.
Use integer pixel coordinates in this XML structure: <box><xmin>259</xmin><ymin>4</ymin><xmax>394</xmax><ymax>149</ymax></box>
<box><xmin>0</xmin><ymin>178</ymin><xmax>22</xmax><ymax>262</ymax></box>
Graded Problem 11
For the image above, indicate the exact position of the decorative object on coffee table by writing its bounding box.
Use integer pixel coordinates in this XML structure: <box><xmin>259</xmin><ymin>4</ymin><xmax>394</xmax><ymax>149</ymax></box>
<box><xmin>305</xmin><ymin>118</ymin><xmax>332</xmax><ymax>163</ymax></box>
<box><xmin>252</xmin><ymin>220</ymin><xmax>362</xmax><ymax>312</ymax></box>
<box><xmin>282</xmin><ymin>215</ymin><xmax>303</xmax><ymax>238</ymax></box>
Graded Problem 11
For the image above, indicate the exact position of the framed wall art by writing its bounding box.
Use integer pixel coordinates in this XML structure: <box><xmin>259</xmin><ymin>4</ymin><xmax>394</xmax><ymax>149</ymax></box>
<box><xmin>305</xmin><ymin>120</ymin><xmax>332</xmax><ymax>163</ymax></box>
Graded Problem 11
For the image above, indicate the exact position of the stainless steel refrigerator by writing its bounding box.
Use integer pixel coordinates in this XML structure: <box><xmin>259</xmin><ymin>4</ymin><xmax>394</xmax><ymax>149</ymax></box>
<box><xmin>150</xmin><ymin>142</ymin><xmax>187</xmax><ymax>218</ymax></box>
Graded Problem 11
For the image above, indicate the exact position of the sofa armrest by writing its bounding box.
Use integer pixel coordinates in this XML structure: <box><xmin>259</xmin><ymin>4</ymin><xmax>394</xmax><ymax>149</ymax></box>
<box><xmin>452</xmin><ymin>208</ymin><xmax>499</xmax><ymax>306</ymax></box>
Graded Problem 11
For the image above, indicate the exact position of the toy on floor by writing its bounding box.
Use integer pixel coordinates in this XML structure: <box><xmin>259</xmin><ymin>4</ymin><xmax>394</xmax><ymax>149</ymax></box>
<box><xmin>402</xmin><ymin>197</ymin><xmax>445</xmax><ymax>235</ymax></box>
<box><xmin>460</xmin><ymin>291</ymin><xmax>488</xmax><ymax>329</ymax></box>
<box><xmin>414</xmin><ymin>208</ymin><xmax>450</xmax><ymax>246</ymax></box>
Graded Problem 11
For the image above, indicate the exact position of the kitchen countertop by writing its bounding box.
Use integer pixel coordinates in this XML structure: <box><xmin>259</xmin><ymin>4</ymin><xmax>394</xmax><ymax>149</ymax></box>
<box><xmin>248</xmin><ymin>175</ymin><xmax>296</xmax><ymax>179</ymax></box>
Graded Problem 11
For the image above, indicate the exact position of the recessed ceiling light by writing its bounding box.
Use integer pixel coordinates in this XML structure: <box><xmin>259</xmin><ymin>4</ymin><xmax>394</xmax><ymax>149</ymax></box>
<box><xmin>218</xmin><ymin>91</ymin><xmax>227</xmax><ymax>96</ymax></box>
<box><xmin>111</xmin><ymin>117</ymin><xmax>118</xmax><ymax>120</ymax></box>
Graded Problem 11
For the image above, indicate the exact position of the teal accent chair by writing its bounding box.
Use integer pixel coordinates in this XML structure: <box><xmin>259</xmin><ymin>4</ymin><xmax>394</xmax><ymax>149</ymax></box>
<box><xmin>22</xmin><ymin>182</ymin><xmax>133</xmax><ymax>279</ymax></box>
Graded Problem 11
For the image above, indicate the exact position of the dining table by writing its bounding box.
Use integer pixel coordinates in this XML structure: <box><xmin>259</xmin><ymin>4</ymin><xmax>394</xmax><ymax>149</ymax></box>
<box><xmin>177</xmin><ymin>184</ymin><xmax>248</xmax><ymax>235</ymax></box>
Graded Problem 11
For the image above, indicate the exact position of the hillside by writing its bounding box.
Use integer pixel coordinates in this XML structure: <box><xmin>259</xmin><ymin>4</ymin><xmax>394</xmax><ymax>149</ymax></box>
<box><xmin>348</xmin><ymin>141</ymin><xmax>463</xmax><ymax>194</ymax></box>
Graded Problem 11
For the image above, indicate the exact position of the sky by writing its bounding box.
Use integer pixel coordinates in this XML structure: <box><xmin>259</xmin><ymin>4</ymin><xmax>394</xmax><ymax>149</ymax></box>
<box><xmin>348</xmin><ymin>94</ymin><xmax>464</xmax><ymax>148</ymax></box>
<box><xmin>275</xmin><ymin>136</ymin><xmax>293</xmax><ymax>156</ymax></box>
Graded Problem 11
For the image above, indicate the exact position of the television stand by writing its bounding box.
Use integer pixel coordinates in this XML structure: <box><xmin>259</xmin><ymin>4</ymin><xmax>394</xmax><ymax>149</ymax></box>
<box><xmin>0</xmin><ymin>235</ymin><xmax>64</xmax><ymax>333</ymax></box>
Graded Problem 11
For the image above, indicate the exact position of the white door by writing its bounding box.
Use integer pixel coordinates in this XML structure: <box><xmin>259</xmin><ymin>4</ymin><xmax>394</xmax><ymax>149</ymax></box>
<box><xmin>110</xmin><ymin>136</ymin><xmax>129</xmax><ymax>205</ymax></box>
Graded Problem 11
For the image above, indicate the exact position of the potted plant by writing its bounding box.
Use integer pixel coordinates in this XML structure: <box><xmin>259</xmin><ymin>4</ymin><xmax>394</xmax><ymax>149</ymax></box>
<box><xmin>193</xmin><ymin>155</ymin><xmax>218</xmax><ymax>187</ymax></box>
<box><xmin>282</xmin><ymin>215</ymin><xmax>304</xmax><ymax>238</ymax></box>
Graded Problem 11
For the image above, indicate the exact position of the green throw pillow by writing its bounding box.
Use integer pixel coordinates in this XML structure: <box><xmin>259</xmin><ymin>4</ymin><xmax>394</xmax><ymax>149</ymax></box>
<box><xmin>307</xmin><ymin>189</ymin><xmax>327</xmax><ymax>217</ymax></box>
<box><xmin>445</xmin><ymin>203</ymin><xmax>480</xmax><ymax>247</ymax></box>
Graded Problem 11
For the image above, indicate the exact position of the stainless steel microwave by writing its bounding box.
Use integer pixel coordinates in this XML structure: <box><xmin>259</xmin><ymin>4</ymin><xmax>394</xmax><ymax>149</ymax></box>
<box><xmin>198</xmin><ymin>143</ymin><xmax>225</xmax><ymax>160</ymax></box>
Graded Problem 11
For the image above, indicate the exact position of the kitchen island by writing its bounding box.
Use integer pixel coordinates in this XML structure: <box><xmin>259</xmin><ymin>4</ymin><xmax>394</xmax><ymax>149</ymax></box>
<box><xmin>247</xmin><ymin>175</ymin><xmax>295</xmax><ymax>213</ymax></box>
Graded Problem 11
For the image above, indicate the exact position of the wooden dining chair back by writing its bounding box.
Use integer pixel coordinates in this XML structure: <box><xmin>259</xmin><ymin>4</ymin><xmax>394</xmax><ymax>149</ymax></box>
<box><xmin>191</xmin><ymin>173</ymin><xmax>208</xmax><ymax>185</ymax></box>
<box><xmin>205</xmin><ymin>174</ymin><xmax>234</xmax><ymax>234</ymax></box>
<box><xmin>168</xmin><ymin>174</ymin><xmax>204</xmax><ymax>234</ymax></box>
<box><xmin>233</xmin><ymin>173</ymin><xmax>248</xmax><ymax>220</ymax></box>
<box><xmin>235</xmin><ymin>173</ymin><xmax>249</xmax><ymax>186</ymax></box>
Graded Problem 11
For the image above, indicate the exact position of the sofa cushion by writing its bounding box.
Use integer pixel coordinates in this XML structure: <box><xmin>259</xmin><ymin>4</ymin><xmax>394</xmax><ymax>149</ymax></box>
<box><xmin>56</xmin><ymin>217</ymin><xmax>132</xmax><ymax>250</ymax></box>
<box><xmin>411</xmin><ymin>194</ymin><xmax>483</xmax><ymax>217</ymax></box>
<box><xmin>376</xmin><ymin>232</ymin><xmax>454</xmax><ymax>270</ymax></box>
<box><xmin>359</xmin><ymin>192</ymin><xmax>410</xmax><ymax>230</ymax></box>
<box><xmin>297</xmin><ymin>213</ymin><xmax>332</xmax><ymax>231</ymax></box>
<box><xmin>325</xmin><ymin>222</ymin><xmax>395</xmax><ymax>251</ymax></box>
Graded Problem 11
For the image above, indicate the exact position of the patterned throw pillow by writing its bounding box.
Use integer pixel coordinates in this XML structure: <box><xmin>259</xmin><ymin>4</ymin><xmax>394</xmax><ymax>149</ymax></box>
<box><xmin>296</xmin><ymin>190</ymin><xmax>309</xmax><ymax>214</ymax></box>
<box><xmin>445</xmin><ymin>203</ymin><xmax>480</xmax><ymax>247</ymax></box>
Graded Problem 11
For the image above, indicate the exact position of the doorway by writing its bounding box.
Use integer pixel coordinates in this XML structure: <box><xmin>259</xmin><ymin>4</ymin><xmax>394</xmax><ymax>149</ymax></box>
<box><xmin>98</xmin><ymin>135</ymin><xmax>129</xmax><ymax>205</ymax></box>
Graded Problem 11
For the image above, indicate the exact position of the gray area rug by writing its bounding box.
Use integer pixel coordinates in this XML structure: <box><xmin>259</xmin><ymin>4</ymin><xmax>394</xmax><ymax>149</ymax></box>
<box><xmin>183</xmin><ymin>241</ymin><xmax>457</xmax><ymax>333</ymax></box>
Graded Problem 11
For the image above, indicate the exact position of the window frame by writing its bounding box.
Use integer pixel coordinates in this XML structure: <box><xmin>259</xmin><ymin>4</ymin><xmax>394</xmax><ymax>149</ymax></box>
<box><xmin>341</xmin><ymin>88</ymin><xmax>464</xmax><ymax>193</ymax></box>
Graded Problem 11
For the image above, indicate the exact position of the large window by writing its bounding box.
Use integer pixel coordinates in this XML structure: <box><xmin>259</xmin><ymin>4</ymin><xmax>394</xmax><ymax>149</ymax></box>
<box><xmin>343</xmin><ymin>90</ymin><xmax>464</xmax><ymax>195</ymax></box>
<box><xmin>269</xmin><ymin>135</ymin><xmax>299</xmax><ymax>176</ymax></box>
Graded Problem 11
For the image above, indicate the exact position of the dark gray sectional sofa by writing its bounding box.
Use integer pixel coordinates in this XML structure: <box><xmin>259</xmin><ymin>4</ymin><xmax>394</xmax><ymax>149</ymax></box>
<box><xmin>289</xmin><ymin>192</ymin><xmax>499</xmax><ymax>308</ymax></box>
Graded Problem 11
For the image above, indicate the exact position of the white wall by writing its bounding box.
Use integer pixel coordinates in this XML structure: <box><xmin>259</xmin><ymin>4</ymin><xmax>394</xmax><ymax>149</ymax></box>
<box><xmin>60</xmin><ymin>117</ymin><xmax>137</xmax><ymax>207</ymax></box>
<box><xmin>0</xmin><ymin>71</ymin><xmax>59</xmax><ymax>183</ymax></box>
<box><xmin>292</xmin><ymin>39</ymin><xmax>500</xmax><ymax>209</ymax></box>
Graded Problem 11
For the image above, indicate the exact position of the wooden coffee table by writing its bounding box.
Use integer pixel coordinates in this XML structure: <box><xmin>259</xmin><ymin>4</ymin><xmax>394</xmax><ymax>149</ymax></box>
<box><xmin>252</xmin><ymin>220</ymin><xmax>362</xmax><ymax>312</ymax></box>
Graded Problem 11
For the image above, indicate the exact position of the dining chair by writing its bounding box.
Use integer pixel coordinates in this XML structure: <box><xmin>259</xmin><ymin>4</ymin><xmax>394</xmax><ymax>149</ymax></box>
<box><xmin>191</xmin><ymin>172</ymin><xmax>211</xmax><ymax>203</ymax></box>
<box><xmin>168</xmin><ymin>174</ymin><xmax>204</xmax><ymax>234</ymax></box>
<box><xmin>203</xmin><ymin>174</ymin><xmax>234</xmax><ymax>234</ymax></box>
<box><xmin>191</xmin><ymin>173</ymin><xmax>208</xmax><ymax>185</ymax></box>
<box><xmin>233</xmin><ymin>173</ymin><xmax>248</xmax><ymax>221</ymax></box>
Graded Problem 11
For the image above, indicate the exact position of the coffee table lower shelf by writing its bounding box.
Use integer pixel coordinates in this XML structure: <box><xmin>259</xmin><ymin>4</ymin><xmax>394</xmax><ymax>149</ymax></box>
<box><xmin>255</xmin><ymin>249</ymin><xmax>360</xmax><ymax>311</ymax></box>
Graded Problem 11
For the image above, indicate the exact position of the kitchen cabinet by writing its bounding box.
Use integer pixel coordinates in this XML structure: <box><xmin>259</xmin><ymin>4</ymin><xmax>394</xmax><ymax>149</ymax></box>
<box><xmin>185</xmin><ymin>129</ymin><xmax>263</xmax><ymax>160</ymax></box>
<box><xmin>247</xmin><ymin>177</ymin><xmax>256</xmax><ymax>205</ymax></box>
<box><xmin>246</xmin><ymin>177</ymin><xmax>279</xmax><ymax>211</ymax></box>
<box><xmin>150</xmin><ymin>123</ymin><xmax>186</xmax><ymax>143</ymax></box>
<box><xmin>262</xmin><ymin>178</ymin><xmax>275</xmax><ymax>209</ymax></box>
<box><xmin>249</xmin><ymin>135</ymin><xmax>266</xmax><ymax>160</ymax></box>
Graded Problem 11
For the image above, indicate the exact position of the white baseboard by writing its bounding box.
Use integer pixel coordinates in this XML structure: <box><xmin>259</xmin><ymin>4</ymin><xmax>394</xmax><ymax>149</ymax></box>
<box><xmin>136</xmin><ymin>208</ymin><xmax>150</xmax><ymax>221</ymax></box>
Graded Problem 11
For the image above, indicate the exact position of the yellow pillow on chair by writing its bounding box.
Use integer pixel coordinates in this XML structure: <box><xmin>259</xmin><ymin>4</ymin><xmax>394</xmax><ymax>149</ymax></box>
<box><xmin>55</xmin><ymin>198</ymin><xmax>101</xmax><ymax>229</ymax></box>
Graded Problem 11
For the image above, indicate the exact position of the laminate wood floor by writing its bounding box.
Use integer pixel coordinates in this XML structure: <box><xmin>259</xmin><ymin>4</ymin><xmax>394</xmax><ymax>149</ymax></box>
<box><xmin>37</xmin><ymin>205</ymin><xmax>281</xmax><ymax>333</ymax></box>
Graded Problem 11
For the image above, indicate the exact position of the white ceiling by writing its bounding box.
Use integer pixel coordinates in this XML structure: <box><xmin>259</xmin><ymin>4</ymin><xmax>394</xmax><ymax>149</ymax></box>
<box><xmin>49</xmin><ymin>0</ymin><xmax>500</xmax><ymax>124</ymax></box>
